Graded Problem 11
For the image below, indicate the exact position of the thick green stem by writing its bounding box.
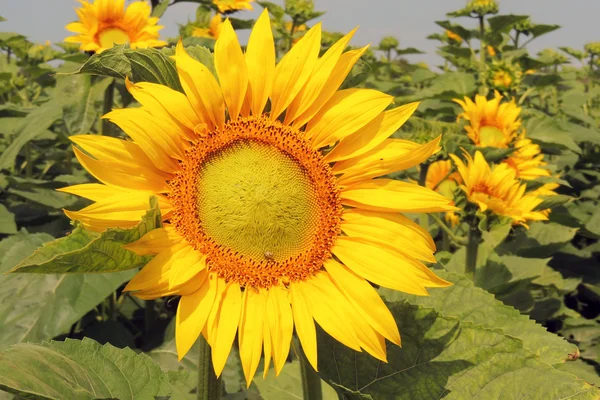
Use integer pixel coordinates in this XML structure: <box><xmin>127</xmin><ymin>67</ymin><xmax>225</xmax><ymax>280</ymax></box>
<box><xmin>25</xmin><ymin>143</ymin><xmax>33</xmax><ymax>178</ymax></box>
<box><xmin>465</xmin><ymin>216</ymin><xmax>481</xmax><ymax>280</ymax></box>
<box><xmin>514</xmin><ymin>31</ymin><xmax>520</xmax><ymax>48</ymax></box>
<box><xmin>197</xmin><ymin>335</ymin><xmax>221</xmax><ymax>400</ymax></box>
<box><xmin>478</xmin><ymin>15</ymin><xmax>487</xmax><ymax>92</ymax></box>
<box><xmin>442</xmin><ymin>230</ymin><xmax>450</xmax><ymax>251</ymax></box>
<box><xmin>430</xmin><ymin>213</ymin><xmax>467</xmax><ymax>246</ymax></box>
<box><xmin>300</xmin><ymin>355</ymin><xmax>322</xmax><ymax>400</ymax></box>
<box><xmin>100</xmin><ymin>79</ymin><xmax>115</xmax><ymax>135</ymax></box>
<box><xmin>144</xmin><ymin>300</ymin><xmax>156</xmax><ymax>340</ymax></box>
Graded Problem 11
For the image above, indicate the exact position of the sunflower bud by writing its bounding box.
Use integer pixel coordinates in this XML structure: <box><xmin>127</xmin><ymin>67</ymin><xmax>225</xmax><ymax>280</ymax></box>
<box><xmin>466</xmin><ymin>0</ymin><xmax>499</xmax><ymax>16</ymax></box>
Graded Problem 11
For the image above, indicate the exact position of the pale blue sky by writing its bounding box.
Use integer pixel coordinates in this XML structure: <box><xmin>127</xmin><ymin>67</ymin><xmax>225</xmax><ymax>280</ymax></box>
<box><xmin>2</xmin><ymin>0</ymin><xmax>598</xmax><ymax>67</ymax></box>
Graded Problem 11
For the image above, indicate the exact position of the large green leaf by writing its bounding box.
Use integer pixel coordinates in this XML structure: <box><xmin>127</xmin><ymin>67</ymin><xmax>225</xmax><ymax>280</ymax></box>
<box><xmin>57</xmin><ymin>74</ymin><xmax>113</xmax><ymax>135</ymax></box>
<box><xmin>0</xmin><ymin>338</ymin><xmax>171</xmax><ymax>399</ymax></box>
<box><xmin>382</xmin><ymin>271</ymin><xmax>577</xmax><ymax>365</ymax></box>
<box><xmin>315</xmin><ymin>301</ymin><xmax>597</xmax><ymax>399</ymax></box>
<box><xmin>11</xmin><ymin>196</ymin><xmax>161</xmax><ymax>273</ymax></box>
<box><xmin>0</xmin><ymin>101</ymin><xmax>62</xmax><ymax>171</ymax></box>
<box><xmin>0</xmin><ymin>204</ymin><xmax>16</xmax><ymax>234</ymax></box>
<box><xmin>524</xmin><ymin>115</ymin><xmax>582</xmax><ymax>154</ymax></box>
<box><xmin>0</xmin><ymin>231</ymin><xmax>134</xmax><ymax>350</ymax></box>
<box><xmin>487</xmin><ymin>14</ymin><xmax>529</xmax><ymax>32</ymax></box>
<box><xmin>68</xmin><ymin>44</ymin><xmax>215</xmax><ymax>93</ymax></box>
<box><xmin>497</xmin><ymin>222</ymin><xmax>578</xmax><ymax>258</ymax></box>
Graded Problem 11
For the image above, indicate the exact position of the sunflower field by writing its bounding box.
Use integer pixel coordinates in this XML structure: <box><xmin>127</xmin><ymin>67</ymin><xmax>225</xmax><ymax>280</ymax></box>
<box><xmin>1</xmin><ymin>0</ymin><xmax>600</xmax><ymax>399</ymax></box>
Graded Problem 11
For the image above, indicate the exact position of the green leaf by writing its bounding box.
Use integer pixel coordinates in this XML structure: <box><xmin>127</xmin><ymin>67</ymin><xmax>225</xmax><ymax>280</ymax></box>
<box><xmin>127</xmin><ymin>47</ymin><xmax>183</xmax><ymax>92</ymax></box>
<box><xmin>316</xmin><ymin>301</ymin><xmax>597</xmax><ymax>399</ymax></box>
<box><xmin>396</xmin><ymin>47</ymin><xmax>425</xmax><ymax>55</ymax></box>
<box><xmin>0</xmin><ymin>338</ymin><xmax>171</xmax><ymax>400</ymax></box>
<box><xmin>0</xmin><ymin>204</ymin><xmax>16</xmax><ymax>234</ymax></box>
<box><xmin>530</xmin><ymin>24</ymin><xmax>561</xmax><ymax>39</ymax></box>
<box><xmin>435</xmin><ymin>20</ymin><xmax>474</xmax><ymax>42</ymax></box>
<box><xmin>257</xmin><ymin>1</ymin><xmax>285</xmax><ymax>19</ymax></box>
<box><xmin>71</xmin><ymin>44</ymin><xmax>131</xmax><ymax>79</ymax></box>
<box><xmin>0</xmin><ymin>231</ymin><xmax>134</xmax><ymax>350</ymax></box>
<box><xmin>498</xmin><ymin>222</ymin><xmax>578</xmax><ymax>258</ymax></box>
<box><xmin>382</xmin><ymin>271</ymin><xmax>577</xmax><ymax>365</ymax></box>
<box><xmin>152</xmin><ymin>0</ymin><xmax>170</xmax><ymax>18</ymax></box>
<box><xmin>11</xmin><ymin>196</ymin><xmax>161</xmax><ymax>273</ymax></box>
<box><xmin>524</xmin><ymin>115</ymin><xmax>582</xmax><ymax>154</ymax></box>
<box><xmin>0</xmin><ymin>101</ymin><xmax>61</xmax><ymax>171</ymax></box>
<box><xmin>534</xmin><ymin>194</ymin><xmax>574</xmax><ymax>211</ymax></box>
<box><xmin>584</xmin><ymin>208</ymin><xmax>600</xmax><ymax>238</ymax></box>
<box><xmin>411</xmin><ymin>72</ymin><xmax>475</xmax><ymax>101</ymax></box>
<box><xmin>57</xmin><ymin>74</ymin><xmax>113</xmax><ymax>135</ymax></box>
<box><xmin>487</xmin><ymin>15</ymin><xmax>529</xmax><ymax>32</ymax></box>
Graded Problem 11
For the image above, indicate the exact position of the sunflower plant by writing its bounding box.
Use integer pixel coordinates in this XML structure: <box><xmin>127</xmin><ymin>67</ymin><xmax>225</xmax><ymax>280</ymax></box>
<box><xmin>2</xmin><ymin>0</ymin><xmax>600</xmax><ymax>399</ymax></box>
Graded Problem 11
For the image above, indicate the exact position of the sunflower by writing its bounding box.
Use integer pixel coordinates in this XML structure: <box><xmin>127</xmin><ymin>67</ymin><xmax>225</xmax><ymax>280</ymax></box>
<box><xmin>425</xmin><ymin>160</ymin><xmax>462</xmax><ymax>226</ymax></box>
<box><xmin>192</xmin><ymin>14</ymin><xmax>223</xmax><ymax>39</ymax></box>
<box><xmin>59</xmin><ymin>12</ymin><xmax>455</xmax><ymax>384</ymax></box>
<box><xmin>487</xmin><ymin>45</ymin><xmax>496</xmax><ymax>57</ymax></box>
<box><xmin>454</xmin><ymin>91</ymin><xmax>521</xmax><ymax>148</ymax></box>
<box><xmin>503</xmin><ymin>132</ymin><xmax>550</xmax><ymax>180</ymax></box>
<box><xmin>213</xmin><ymin>0</ymin><xmax>253</xmax><ymax>13</ymax></box>
<box><xmin>450</xmin><ymin>151</ymin><xmax>547</xmax><ymax>225</ymax></box>
<box><xmin>65</xmin><ymin>0</ymin><xmax>167</xmax><ymax>54</ymax></box>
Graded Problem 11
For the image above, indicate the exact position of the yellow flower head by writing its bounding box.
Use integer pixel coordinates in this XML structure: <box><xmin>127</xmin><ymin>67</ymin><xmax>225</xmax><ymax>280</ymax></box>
<box><xmin>60</xmin><ymin>12</ymin><xmax>455</xmax><ymax>384</ymax></box>
<box><xmin>492</xmin><ymin>70</ymin><xmax>513</xmax><ymax>90</ymax></box>
<box><xmin>503</xmin><ymin>131</ymin><xmax>550</xmax><ymax>180</ymax></box>
<box><xmin>454</xmin><ymin>91</ymin><xmax>521</xmax><ymax>148</ymax></box>
<box><xmin>64</xmin><ymin>0</ymin><xmax>167</xmax><ymax>54</ymax></box>
<box><xmin>213</xmin><ymin>0</ymin><xmax>254</xmax><ymax>13</ymax></box>
<box><xmin>450</xmin><ymin>151</ymin><xmax>548</xmax><ymax>225</ymax></box>
<box><xmin>426</xmin><ymin>160</ymin><xmax>463</xmax><ymax>226</ymax></box>
<box><xmin>446</xmin><ymin>30</ymin><xmax>462</xmax><ymax>43</ymax></box>
<box><xmin>487</xmin><ymin>45</ymin><xmax>496</xmax><ymax>56</ymax></box>
<box><xmin>192</xmin><ymin>14</ymin><xmax>223</xmax><ymax>39</ymax></box>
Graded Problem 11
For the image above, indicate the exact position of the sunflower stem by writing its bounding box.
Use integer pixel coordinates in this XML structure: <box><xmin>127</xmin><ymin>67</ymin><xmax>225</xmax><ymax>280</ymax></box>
<box><xmin>478</xmin><ymin>15</ymin><xmax>487</xmax><ymax>93</ymax></box>
<box><xmin>300</xmin><ymin>354</ymin><xmax>322</xmax><ymax>400</ymax></box>
<box><xmin>197</xmin><ymin>335</ymin><xmax>221</xmax><ymax>400</ymax></box>
<box><xmin>100</xmin><ymin>79</ymin><xmax>115</xmax><ymax>136</ymax></box>
<box><xmin>465</xmin><ymin>215</ymin><xmax>481</xmax><ymax>280</ymax></box>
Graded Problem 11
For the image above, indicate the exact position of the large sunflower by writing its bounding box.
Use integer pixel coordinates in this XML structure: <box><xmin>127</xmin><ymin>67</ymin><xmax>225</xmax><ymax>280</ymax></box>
<box><xmin>503</xmin><ymin>131</ymin><xmax>551</xmax><ymax>180</ymax></box>
<box><xmin>450</xmin><ymin>151</ymin><xmax>547</xmax><ymax>225</ymax></box>
<box><xmin>65</xmin><ymin>0</ymin><xmax>167</xmax><ymax>54</ymax></box>
<box><xmin>454</xmin><ymin>91</ymin><xmax>521</xmax><ymax>148</ymax></box>
<box><xmin>60</xmin><ymin>12</ymin><xmax>455</xmax><ymax>384</ymax></box>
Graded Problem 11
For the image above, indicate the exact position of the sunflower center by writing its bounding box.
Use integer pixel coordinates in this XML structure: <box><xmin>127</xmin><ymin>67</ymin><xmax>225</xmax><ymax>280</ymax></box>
<box><xmin>98</xmin><ymin>28</ymin><xmax>130</xmax><ymax>49</ymax></box>
<box><xmin>197</xmin><ymin>140</ymin><xmax>319</xmax><ymax>263</ymax></box>
<box><xmin>170</xmin><ymin>115</ymin><xmax>342</xmax><ymax>289</ymax></box>
<box><xmin>479</xmin><ymin>125</ymin><xmax>505</xmax><ymax>147</ymax></box>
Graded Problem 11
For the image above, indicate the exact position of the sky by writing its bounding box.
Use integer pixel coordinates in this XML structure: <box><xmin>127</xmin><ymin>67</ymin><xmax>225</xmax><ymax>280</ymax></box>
<box><xmin>2</xmin><ymin>0</ymin><xmax>599</xmax><ymax>67</ymax></box>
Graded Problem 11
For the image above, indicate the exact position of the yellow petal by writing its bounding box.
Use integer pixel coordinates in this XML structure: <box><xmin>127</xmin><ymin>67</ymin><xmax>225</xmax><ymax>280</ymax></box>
<box><xmin>63</xmin><ymin>191</ymin><xmax>171</xmax><ymax>232</ymax></box>
<box><xmin>72</xmin><ymin>147</ymin><xmax>169</xmax><ymax>193</ymax></box>
<box><xmin>341</xmin><ymin>179</ymin><xmax>457</xmax><ymax>213</ymax></box>
<box><xmin>342</xmin><ymin>208</ymin><xmax>435</xmax><ymax>262</ymax></box>
<box><xmin>324</xmin><ymin>258</ymin><xmax>401</xmax><ymax>345</ymax></box>
<box><xmin>325</xmin><ymin>102</ymin><xmax>419</xmax><ymax>162</ymax></box>
<box><xmin>57</xmin><ymin>183</ymin><xmax>129</xmax><ymax>202</ymax></box>
<box><xmin>289</xmin><ymin>284</ymin><xmax>318</xmax><ymax>371</ymax></box>
<box><xmin>292</xmin><ymin>46</ymin><xmax>369</xmax><ymax>129</ymax></box>
<box><xmin>169</xmin><ymin>251</ymin><xmax>207</xmax><ymax>289</ymax></box>
<box><xmin>123</xmin><ymin>225</ymin><xmax>183</xmax><ymax>256</ymax></box>
<box><xmin>270</xmin><ymin>24</ymin><xmax>322</xmax><ymax>120</ymax></box>
<box><xmin>175</xmin><ymin>274</ymin><xmax>219</xmax><ymax>360</ymax></box>
<box><xmin>266</xmin><ymin>285</ymin><xmax>293</xmax><ymax>376</ymax></box>
<box><xmin>238</xmin><ymin>289</ymin><xmax>264</xmax><ymax>386</ymax></box>
<box><xmin>211</xmin><ymin>281</ymin><xmax>242</xmax><ymax>377</ymax></box>
<box><xmin>333</xmin><ymin>236</ymin><xmax>451</xmax><ymax>294</ymax></box>
<box><xmin>295</xmin><ymin>275</ymin><xmax>362</xmax><ymax>352</ymax></box>
<box><xmin>335</xmin><ymin>136</ymin><xmax>441</xmax><ymax>186</ymax></box>
<box><xmin>284</xmin><ymin>27</ymin><xmax>358</xmax><ymax>125</ymax></box>
<box><xmin>124</xmin><ymin>242</ymin><xmax>190</xmax><ymax>292</ymax></box>
<box><xmin>173</xmin><ymin>40</ymin><xmax>225</xmax><ymax>129</ymax></box>
<box><xmin>214</xmin><ymin>19</ymin><xmax>248</xmax><ymax>120</ymax></box>
<box><xmin>245</xmin><ymin>9</ymin><xmax>275</xmax><ymax>116</ymax></box>
<box><xmin>103</xmin><ymin>108</ymin><xmax>183</xmax><ymax>173</ymax></box>
<box><xmin>306</xmin><ymin>89</ymin><xmax>393</xmax><ymax>149</ymax></box>
<box><xmin>261</xmin><ymin>289</ymin><xmax>273</xmax><ymax>378</ymax></box>
<box><xmin>125</xmin><ymin>77</ymin><xmax>200</xmax><ymax>138</ymax></box>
